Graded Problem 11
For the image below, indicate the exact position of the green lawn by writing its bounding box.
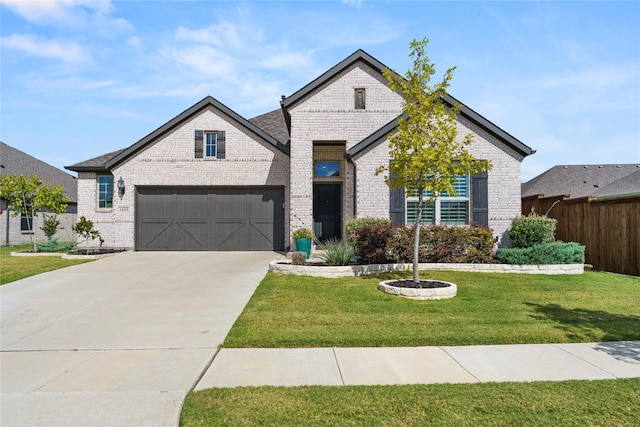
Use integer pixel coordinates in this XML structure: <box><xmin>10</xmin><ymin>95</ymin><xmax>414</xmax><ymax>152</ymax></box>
<box><xmin>224</xmin><ymin>270</ymin><xmax>640</xmax><ymax>347</ymax></box>
<box><xmin>181</xmin><ymin>378</ymin><xmax>640</xmax><ymax>426</ymax></box>
<box><xmin>0</xmin><ymin>245</ymin><xmax>92</xmax><ymax>285</ymax></box>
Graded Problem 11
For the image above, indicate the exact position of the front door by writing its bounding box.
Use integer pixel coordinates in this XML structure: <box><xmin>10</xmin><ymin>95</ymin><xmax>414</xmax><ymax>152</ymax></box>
<box><xmin>313</xmin><ymin>183</ymin><xmax>341</xmax><ymax>241</ymax></box>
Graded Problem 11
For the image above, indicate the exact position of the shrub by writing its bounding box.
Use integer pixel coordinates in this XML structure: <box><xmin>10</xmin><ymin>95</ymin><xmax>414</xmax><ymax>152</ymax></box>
<box><xmin>353</xmin><ymin>223</ymin><xmax>395</xmax><ymax>264</ymax></box>
<box><xmin>40</xmin><ymin>214</ymin><xmax>61</xmax><ymax>241</ymax></box>
<box><xmin>317</xmin><ymin>238</ymin><xmax>357</xmax><ymax>266</ymax></box>
<box><xmin>345</xmin><ymin>218</ymin><xmax>390</xmax><ymax>244</ymax></box>
<box><xmin>389</xmin><ymin>224</ymin><xmax>494</xmax><ymax>264</ymax></box>
<box><xmin>36</xmin><ymin>237</ymin><xmax>77</xmax><ymax>253</ymax></box>
<box><xmin>508</xmin><ymin>211</ymin><xmax>557</xmax><ymax>248</ymax></box>
<box><xmin>495</xmin><ymin>241</ymin><xmax>585</xmax><ymax>265</ymax></box>
<box><xmin>291</xmin><ymin>251</ymin><xmax>306</xmax><ymax>265</ymax></box>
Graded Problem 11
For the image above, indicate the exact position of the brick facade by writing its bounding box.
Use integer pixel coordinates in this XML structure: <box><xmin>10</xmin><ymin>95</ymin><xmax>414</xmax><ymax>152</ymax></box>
<box><xmin>77</xmin><ymin>107</ymin><xmax>289</xmax><ymax>249</ymax></box>
<box><xmin>71</xmin><ymin>51</ymin><xmax>532</xmax><ymax>250</ymax></box>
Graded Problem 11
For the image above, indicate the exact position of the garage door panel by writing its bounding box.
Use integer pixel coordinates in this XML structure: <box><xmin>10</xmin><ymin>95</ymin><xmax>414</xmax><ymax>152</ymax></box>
<box><xmin>140</xmin><ymin>222</ymin><xmax>173</xmax><ymax>249</ymax></box>
<box><xmin>136</xmin><ymin>187</ymin><xmax>284</xmax><ymax>251</ymax></box>
<box><xmin>215</xmin><ymin>221</ymin><xmax>247</xmax><ymax>250</ymax></box>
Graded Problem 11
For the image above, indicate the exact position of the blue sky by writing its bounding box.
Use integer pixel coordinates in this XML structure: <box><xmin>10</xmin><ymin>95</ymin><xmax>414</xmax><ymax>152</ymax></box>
<box><xmin>1</xmin><ymin>0</ymin><xmax>638</xmax><ymax>182</ymax></box>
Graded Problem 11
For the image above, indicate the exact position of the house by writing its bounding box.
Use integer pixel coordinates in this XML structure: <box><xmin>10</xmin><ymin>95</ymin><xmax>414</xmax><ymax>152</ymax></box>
<box><xmin>66</xmin><ymin>50</ymin><xmax>535</xmax><ymax>251</ymax></box>
<box><xmin>522</xmin><ymin>164</ymin><xmax>640</xmax><ymax>200</ymax></box>
<box><xmin>0</xmin><ymin>141</ymin><xmax>78</xmax><ymax>245</ymax></box>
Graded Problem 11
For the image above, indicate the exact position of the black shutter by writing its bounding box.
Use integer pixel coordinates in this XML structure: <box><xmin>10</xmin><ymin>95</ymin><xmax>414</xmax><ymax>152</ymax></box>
<box><xmin>195</xmin><ymin>130</ymin><xmax>203</xmax><ymax>158</ymax></box>
<box><xmin>216</xmin><ymin>131</ymin><xmax>226</xmax><ymax>159</ymax></box>
<box><xmin>389</xmin><ymin>161</ymin><xmax>405</xmax><ymax>226</ymax></box>
<box><xmin>472</xmin><ymin>170</ymin><xmax>488</xmax><ymax>226</ymax></box>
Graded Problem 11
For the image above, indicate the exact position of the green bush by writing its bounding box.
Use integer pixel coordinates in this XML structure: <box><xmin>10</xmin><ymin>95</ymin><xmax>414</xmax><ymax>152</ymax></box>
<box><xmin>495</xmin><ymin>241</ymin><xmax>585</xmax><ymax>265</ymax></box>
<box><xmin>507</xmin><ymin>212</ymin><xmax>557</xmax><ymax>248</ymax></box>
<box><xmin>345</xmin><ymin>217</ymin><xmax>390</xmax><ymax>244</ymax></box>
<box><xmin>36</xmin><ymin>237</ymin><xmax>77</xmax><ymax>253</ymax></box>
<box><xmin>317</xmin><ymin>238</ymin><xmax>357</xmax><ymax>266</ymax></box>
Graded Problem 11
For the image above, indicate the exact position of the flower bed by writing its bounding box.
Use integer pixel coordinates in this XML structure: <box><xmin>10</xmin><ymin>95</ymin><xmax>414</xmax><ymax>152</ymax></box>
<box><xmin>269</xmin><ymin>260</ymin><xmax>584</xmax><ymax>278</ymax></box>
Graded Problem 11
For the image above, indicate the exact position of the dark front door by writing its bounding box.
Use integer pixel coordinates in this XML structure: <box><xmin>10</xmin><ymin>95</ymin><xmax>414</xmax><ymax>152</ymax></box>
<box><xmin>313</xmin><ymin>183</ymin><xmax>341</xmax><ymax>240</ymax></box>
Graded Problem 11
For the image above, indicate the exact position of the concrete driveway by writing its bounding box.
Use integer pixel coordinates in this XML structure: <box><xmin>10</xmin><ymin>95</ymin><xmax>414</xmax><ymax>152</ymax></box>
<box><xmin>1</xmin><ymin>251</ymin><xmax>278</xmax><ymax>427</ymax></box>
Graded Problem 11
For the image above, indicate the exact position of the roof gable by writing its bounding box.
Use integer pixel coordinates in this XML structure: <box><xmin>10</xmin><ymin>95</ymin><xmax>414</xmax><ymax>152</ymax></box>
<box><xmin>282</xmin><ymin>49</ymin><xmax>534</xmax><ymax>159</ymax></box>
<box><xmin>67</xmin><ymin>96</ymin><xmax>289</xmax><ymax>172</ymax></box>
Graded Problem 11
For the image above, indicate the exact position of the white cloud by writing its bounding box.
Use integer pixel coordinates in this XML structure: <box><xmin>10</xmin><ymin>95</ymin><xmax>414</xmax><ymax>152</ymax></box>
<box><xmin>341</xmin><ymin>0</ymin><xmax>363</xmax><ymax>7</ymax></box>
<box><xmin>0</xmin><ymin>0</ymin><xmax>111</xmax><ymax>27</ymax></box>
<box><xmin>0</xmin><ymin>0</ymin><xmax>134</xmax><ymax>36</ymax></box>
<box><xmin>0</xmin><ymin>33</ymin><xmax>90</xmax><ymax>63</ymax></box>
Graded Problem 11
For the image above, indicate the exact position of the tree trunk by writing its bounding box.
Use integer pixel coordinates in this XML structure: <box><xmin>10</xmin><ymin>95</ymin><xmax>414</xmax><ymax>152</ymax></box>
<box><xmin>413</xmin><ymin>197</ymin><xmax>423</xmax><ymax>285</ymax></box>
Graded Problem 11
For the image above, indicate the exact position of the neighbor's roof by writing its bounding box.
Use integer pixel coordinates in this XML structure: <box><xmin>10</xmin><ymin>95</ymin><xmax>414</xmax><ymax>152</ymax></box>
<box><xmin>0</xmin><ymin>141</ymin><xmax>78</xmax><ymax>203</ymax></box>
<box><xmin>66</xmin><ymin>96</ymin><xmax>289</xmax><ymax>172</ymax></box>
<box><xmin>592</xmin><ymin>169</ymin><xmax>640</xmax><ymax>198</ymax></box>
<box><xmin>521</xmin><ymin>164</ymin><xmax>640</xmax><ymax>199</ymax></box>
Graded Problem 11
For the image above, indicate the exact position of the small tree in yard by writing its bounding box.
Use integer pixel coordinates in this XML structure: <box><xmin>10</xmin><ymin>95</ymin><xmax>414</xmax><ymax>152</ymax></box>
<box><xmin>72</xmin><ymin>216</ymin><xmax>100</xmax><ymax>255</ymax></box>
<box><xmin>0</xmin><ymin>174</ymin><xmax>68</xmax><ymax>252</ymax></box>
<box><xmin>376</xmin><ymin>38</ymin><xmax>490</xmax><ymax>285</ymax></box>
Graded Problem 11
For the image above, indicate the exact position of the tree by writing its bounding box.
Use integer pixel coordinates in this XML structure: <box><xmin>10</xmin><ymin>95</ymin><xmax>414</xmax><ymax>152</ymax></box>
<box><xmin>0</xmin><ymin>174</ymin><xmax>69</xmax><ymax>252</ymax></box>
<box><xmin>72</xmin><ymin>216</ymin><xmax>101</xmax><ymax>255</ymax></box>
<box><xmin>376</xmin><ymin>39</ymin><xmax>491</xmax><ymax>285</ymax></box>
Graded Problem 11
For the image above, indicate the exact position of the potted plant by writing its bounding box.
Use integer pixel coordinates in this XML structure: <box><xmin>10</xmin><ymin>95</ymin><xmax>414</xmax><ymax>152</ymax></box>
<box><xmin>292</xmin><ymin>228</ymin><xmax>314</xmax><ymax>259</ymax></box>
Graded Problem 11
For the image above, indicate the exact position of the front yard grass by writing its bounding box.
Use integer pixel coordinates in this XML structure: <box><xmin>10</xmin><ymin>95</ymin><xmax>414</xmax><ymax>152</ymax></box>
<box><xmin>0</xmin><ymin>245</ymin><xmax>92</xmax><ymax>285</ymax></box>
<box><xmin>224</xmin><ymin>270</ymin><xmax>640</xmax><ymax>347</ymax></box>
<box><xmin>181</xmin><ymin>378</ymin><xmax>640</xmax><ymax>426</ymax></box>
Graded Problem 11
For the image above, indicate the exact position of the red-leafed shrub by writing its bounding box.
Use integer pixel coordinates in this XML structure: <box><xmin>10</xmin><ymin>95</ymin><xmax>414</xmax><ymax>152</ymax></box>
<box><xmin>353</xmin><ymin>223</ymin><xmax>396</xmax><ymax>264</ymax></box>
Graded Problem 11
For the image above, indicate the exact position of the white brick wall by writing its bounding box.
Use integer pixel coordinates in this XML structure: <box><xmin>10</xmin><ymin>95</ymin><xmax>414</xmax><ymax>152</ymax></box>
<box><xmin>289</xmin><ymin>62</ymin><xmax>403</xmax><ymax>243</ymax></box>
<box><xmin>76</xmin><ymin>106</ymin><xmax>290</xmax><ymax>249</ymax></box>
<box><xmin>288</xmin><ymin>60</ymin><xmax>525</xmax><ymax>244</ymax></box>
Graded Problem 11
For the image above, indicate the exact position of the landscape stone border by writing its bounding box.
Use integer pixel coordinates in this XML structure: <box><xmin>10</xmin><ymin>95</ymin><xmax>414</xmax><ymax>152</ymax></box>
<box><xmin>269</xmin><ymin>260</ymin><xmax>584</xmax><ymax>278</ymax></box>
<box><xmin>378</xmin><ymin>279</ymin><xmax>458</xmax><ymax>300</ymax></box>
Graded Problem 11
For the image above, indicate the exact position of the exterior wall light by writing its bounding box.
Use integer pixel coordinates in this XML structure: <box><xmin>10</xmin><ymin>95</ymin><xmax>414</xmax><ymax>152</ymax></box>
<box><xmin>117</xmin><ymin>177</ymin><xmax>125</xmax><ymax>196</ymax></box>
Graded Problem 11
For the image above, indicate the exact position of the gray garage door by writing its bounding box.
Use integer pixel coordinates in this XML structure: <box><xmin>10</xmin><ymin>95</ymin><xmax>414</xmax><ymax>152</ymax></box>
<box><xmin>136</xmin><ymin>187</ymin><xmax>285</xmax><ymax>251</ymax></box>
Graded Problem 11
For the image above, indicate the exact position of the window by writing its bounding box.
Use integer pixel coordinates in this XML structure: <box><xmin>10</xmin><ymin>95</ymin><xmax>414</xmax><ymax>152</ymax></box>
<box><xmin>20</xmin><ymin>213</ymin><xmax>33</xmax><ymax>232</ymax></box>
<box><xmin>314</xmin><ymin>161</ymin><xmax>340</xmax><ymax>177</ymax></box>
<box><xmin>406</xmin><ymin>174</ymin><xmax>470</xmax><ymax>226</ymax></box>
<box><xmin>205</xmin><ymin>132</ymin><xmax>217</xmax><ymax>157</ymax></box>
<box><xmin>354</xmin><ymin>88</ymin><xmax>366</xmax><ymax>110</ymax></box>
<box><xmin>98</xmin><ymin>175</ymin><xmax>114</xmax><ymax>209</ymax></box>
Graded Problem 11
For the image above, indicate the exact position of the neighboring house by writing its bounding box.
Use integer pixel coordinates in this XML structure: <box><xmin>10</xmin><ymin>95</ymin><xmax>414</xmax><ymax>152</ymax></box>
<box><xmin>66</xmin><ymin>50</ymin><xmax>535</xmax><ymax>251</ymax></box>
<box><xmin>0</xmin><ymin>141</ymin><xmax>78</xmax><ymax>245</ymax></box>
<box><xmin>522</xmin><ymin>164</ymin><xmax>640</xmax><ymax>199</ymax></box>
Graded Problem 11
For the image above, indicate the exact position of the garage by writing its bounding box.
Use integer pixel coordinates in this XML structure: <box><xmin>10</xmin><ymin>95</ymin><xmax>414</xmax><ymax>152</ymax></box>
<box><xmin>136</xmin><ymin>187</ymin><xmax>285</xmax><ymax>251</ymax></box>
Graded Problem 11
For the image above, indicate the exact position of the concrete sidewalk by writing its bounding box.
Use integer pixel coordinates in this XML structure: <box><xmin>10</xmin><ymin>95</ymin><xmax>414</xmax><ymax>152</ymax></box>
<box><xmin>195</xmin><ymin>341</ymin><xmax>640</xmax><ymax>389</ymax></box>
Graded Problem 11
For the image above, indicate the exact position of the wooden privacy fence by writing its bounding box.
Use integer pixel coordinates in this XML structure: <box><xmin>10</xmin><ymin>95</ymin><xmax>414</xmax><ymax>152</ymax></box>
<box><xmin>522</xmin><ymin>194</ymin><xmax>639</xmax><ymax>276</ymax></box>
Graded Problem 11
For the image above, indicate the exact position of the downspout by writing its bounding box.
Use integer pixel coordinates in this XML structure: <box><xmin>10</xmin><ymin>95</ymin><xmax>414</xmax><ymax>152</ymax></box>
<box><xmin>347</xmin><ymin>155</ymin><xmax>357</xmax><ymax>218</ymax></box>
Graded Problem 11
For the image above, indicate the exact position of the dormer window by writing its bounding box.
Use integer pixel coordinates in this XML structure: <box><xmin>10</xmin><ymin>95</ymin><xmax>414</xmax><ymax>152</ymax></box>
<box><xmin>355</xmin><ymin>88</ymin><xmax>366</xmax><ymax>110</ymax></box>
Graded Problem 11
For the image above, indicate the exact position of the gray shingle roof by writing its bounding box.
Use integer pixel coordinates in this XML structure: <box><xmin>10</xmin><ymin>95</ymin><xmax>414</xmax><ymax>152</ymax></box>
<box><xmin>522</xmin><ymin>164</ymin><xmax>640</xmax><ymax>199</ymax></box>
<box><xmin>64</xmin><ymin>149</ymin><xmax>126</xmax><ymax>172</ymax></box>
<box><xmin>0</xmin><ymin>141</ymin><xmax>78</xmax><ymax>203</ymax></box>
<box><xmin>593</xmin><ymin>169</ymin><xmax>640</xmax><ymax>198</ymax></box>
<box><xmin>249</xmin><ymin>109</ymin><xmax>289</xmax><ymax>144</ymax></box>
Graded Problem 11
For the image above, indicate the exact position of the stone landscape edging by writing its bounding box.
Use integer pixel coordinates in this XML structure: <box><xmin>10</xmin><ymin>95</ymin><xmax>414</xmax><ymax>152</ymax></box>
<box><xmin>269</xmin><ymin>260</ymin><xmax>584</xmax><ymax>278</ymax></box>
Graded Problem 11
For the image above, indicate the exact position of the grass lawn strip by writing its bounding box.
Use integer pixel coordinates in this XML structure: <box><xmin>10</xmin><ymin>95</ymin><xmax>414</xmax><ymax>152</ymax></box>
<box><xmin>180</xmin><ymin>378</ymin><xmax>640</xmax><ymax>426</ymax></box>
<box><xmin>0</xmin><ymin>245</ymin><xmax>92</xmax><ymax>285</ymax></box>
<box><xmin>224</xmin><ymin>271</ymin><xmax>640</xmax><ymax>347</ymax></box>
